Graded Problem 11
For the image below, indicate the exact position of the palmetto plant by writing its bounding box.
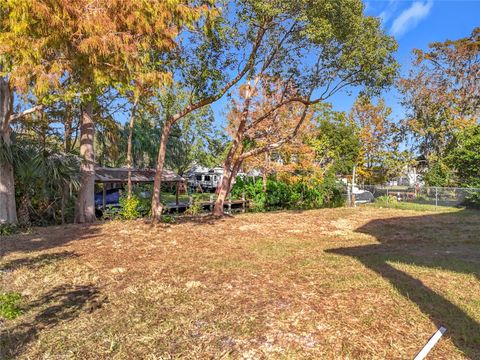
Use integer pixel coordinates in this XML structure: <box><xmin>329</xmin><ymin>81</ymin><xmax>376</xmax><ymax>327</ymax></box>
<box><xmin>12</xmin><ymin>138</ymin><xmax>80</xmax><ymax>226</ymax></box>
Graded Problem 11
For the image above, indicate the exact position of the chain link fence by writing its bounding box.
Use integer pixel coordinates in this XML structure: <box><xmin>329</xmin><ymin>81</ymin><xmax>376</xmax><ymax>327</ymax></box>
<box><xmin>349</xmin><ymin>185</ymin><xmax>480</xmax><ymax>210</ymax></box>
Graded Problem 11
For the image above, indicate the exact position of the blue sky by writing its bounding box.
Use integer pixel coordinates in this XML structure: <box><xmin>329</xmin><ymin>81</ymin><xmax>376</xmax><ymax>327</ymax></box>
<box><xmin>361</xmin><ymin>0</ymin><xmax>478</xmax><ymax>122</ymax></box>
<box><xmin>211</xmin><ymin>0</ymin><xmax>480</xmax><ymax>126</ymax></box>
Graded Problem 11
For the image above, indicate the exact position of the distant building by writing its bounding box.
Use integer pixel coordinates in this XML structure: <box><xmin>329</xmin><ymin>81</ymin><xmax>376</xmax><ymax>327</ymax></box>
<box><xmin>387</xmin><ymin>157</ymin><xmax>427</xmax><ymax>187</ymax></box>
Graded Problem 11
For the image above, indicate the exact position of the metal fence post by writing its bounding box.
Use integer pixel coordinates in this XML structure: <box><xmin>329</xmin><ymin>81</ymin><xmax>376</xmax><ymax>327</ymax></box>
<box><xmin>386</xmin><ymin>188</ymin><xmax>389</xmax><ymax>208</ymax></box>
<box><xmin>435</xmin><ymin>187</ymin><xmax>438</xmax><ymax>210</ymax></box>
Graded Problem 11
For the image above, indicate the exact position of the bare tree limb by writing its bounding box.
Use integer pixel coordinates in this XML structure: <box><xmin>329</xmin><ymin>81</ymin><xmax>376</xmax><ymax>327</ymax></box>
<box><xmin>8</xmin><ymin>105</ymin><xmax>44</xmax><ymax>122</ymax></box>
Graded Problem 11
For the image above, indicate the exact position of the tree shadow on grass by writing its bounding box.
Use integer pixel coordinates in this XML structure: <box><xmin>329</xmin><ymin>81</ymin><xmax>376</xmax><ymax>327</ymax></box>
<box><xmin>0</xmin><ymin>224</ymin><xmax>101</xmax><ymax>258</ymax></box>
<box><xmin>0</xmin><ymin>251</ymin><xmax>79</xmax><ymax>272</ymax></box>
<box><xmin>144</xmin><ymin>213</ymin><xmax>232</xmax><ymax>227</ymax></box>
<box><xmin>327</xmin><ymin>209</ymin><xmax>480</xmax><ymax>358</ymax></box>
<box><xmin>0</xmin><ymin>284</ymin><xmax>106</xmax><ymax>359</ymax></box>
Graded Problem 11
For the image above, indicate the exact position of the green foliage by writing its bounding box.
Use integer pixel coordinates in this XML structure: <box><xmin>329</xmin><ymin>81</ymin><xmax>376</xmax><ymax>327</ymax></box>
<box><xmin>231</xmin><ymin>174</ymin><xmax>344</xmax><ymax>212</ymax></box>
<box><xmin>463</xmin><ymin>191</ymin><xmax>480</xmax><ymax>209</ymax></box>
<box><xmin>311</xmin><ymin>107</ymin><xmax>360</xmax><ymax>176</ymax></box>
<box><xmin>11</xmin><ymin>137</ymin><xmax>80</xmax><ymax>226</ymax></box>
<box><xmin>101</xmin><ymin>206</ymin><xmax>122</xmax><ymax>221</ymax></box>
<box><xmin>375</xmin><ymin>195</ymin><xmax>398</xmax><ymax>206</ymax></box>
<box><xmin>114</xmin><ymin>92</ymin><xmax>227</xmax><ymax>173</ymax></box>
<box><xmin>136</xmin><ymin>196</ymin><xmax>152</xmax><ymax>218</ymax></box>
<box><xmin>0</xmin><ymin>292</ymin><xmax>22</xmax><ymax>320</ymax></box>
<box><xmin>119</xmin><ymin>195</ymin><xmax>141</xmax><ymax>220</ymax></box>
<box><xmin>161</xmin><ymin>215</ymin><xmax>176</xmax><ymax>224</ymax></box>
<box><xmin>446</xmin><ymin>125</ymin><xmax>480</xmax><ymax>187</ymax></box>
<box><xmin>0</xmin><ymin>224</ymin><xmax>19</xmax><ymax>236</ymax></box>
<box><xmin>424</xmin><ymin>160</ymin><xmax>454</xmax><ymax>187</ymax></box>
<box><xmin>184</xmin><ymin>195</ymin><xmax>203</xmax><ymax>215</ymax></box>
<box><xmin>371</xmin><ymin>198</ymin><xmax>456</xmax><ymax>212</ymax></box>
<box><xmin>165</xmin><ymin>94</ymin><xmax>227</xmax><ymax>174</ymax></box>
<box><xmin>103</xmin><ymin>192</ymin><xmax>150</xmax><ymax>220</ymax></box>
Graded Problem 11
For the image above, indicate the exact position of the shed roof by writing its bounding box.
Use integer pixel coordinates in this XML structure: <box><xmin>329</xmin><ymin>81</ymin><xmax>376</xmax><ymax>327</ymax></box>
<box><xmin>95</xmin><ymin>167</ymin><xmax>184</xmax><ymax>183</ymax></box>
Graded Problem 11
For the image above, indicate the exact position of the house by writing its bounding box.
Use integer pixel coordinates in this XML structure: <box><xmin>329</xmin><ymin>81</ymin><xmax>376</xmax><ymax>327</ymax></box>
<box><xmin>387</xmin><ymin>156</ymin><xmax>427</xmax><ymax>187</ymax></box>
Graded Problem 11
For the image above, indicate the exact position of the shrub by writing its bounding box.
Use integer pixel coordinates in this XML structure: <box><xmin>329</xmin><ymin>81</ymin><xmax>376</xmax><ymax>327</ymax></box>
<box><xmin>161</xmin><ymin>215</ymin><xmax>176</xmax><ymax>223</ymax></box>
<box><xmin>119</xmin><ymin>195</ymin><xmax>141</xmax><ymax>220</ymax></box>
<box><xmin>185</xmin><ymin>196</ymin><xmax>203</xmax><ymax>215</ymax></box>
<box><xmin>463</xmin><ymin>191</ymin><xmax>480</xmax><ymax>209</ymax></box>
<box><xmin>136</xmin><ymin>196</ymin><xmax>152</xmax><ymax>217</ymax></box>
<box><xmin>0</xmin><ymin>224</ymin><xmax>19</xmax><ymax>236</ymax></box>
<box><xmin>0</xmin><ymin>292</ymin><xmax>22</xmax><ymax>320</ymax></box>
<box><xmin>101</xmin><ymin>206</ymin><xmax>122</xmax><ymax>220</ymax></box>
<box><xmin>375</xmin><ymin>195</ymin><xmax>398</xmax><ymax>206</ymax></box>
<box><xmin>231</xmin><ymin>174</ymin><xmax>345</xmax><ymax>212</ymax></box>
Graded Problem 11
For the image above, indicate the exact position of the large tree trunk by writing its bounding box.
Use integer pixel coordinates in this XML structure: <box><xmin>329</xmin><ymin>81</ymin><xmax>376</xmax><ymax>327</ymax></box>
<box><xmin>212</xmin><ymin>137</ymin><xmax>245</xmax><ymax>217</ymax></box>
<box><xmin>0</xmin><ymin>161</ymin><xmax>17</xmax><ymax>225</ymax></box>
<box><xmin>213</xmin><ymin>81</ymin><xmax>256</xmax><ymax>217</ymax></box>
<box><xmin>75</xmin><ymin>101</ymin><xmax>96</xmax><ymax>223</ymax></box>
<box><xmin>212</xmin><ymin>122</ymin><xmax>248</xmax><ymax>217</ymax></box>
<box><xmin>0</xmin><ymin>76</ymin><xmax>17</xmax><ymax>225</ymax></box>
<box><xmin>151</xmin><ymin>120</ymin><xmax>172</xmax><ymax>222</ymax></box>
<box><xmin>213</xmin><ymin>167</ymin><xmax>232</xmax><ymax>217</ymax></box>
<box><xmin>213</xmin><ymin>158</ymin><xmax>243</xmax><ymax>217</ymax></box>
<box><xmin>126</xmin><ymin>101</ymin><xmax>138</xmax><ymax>199</ymax></box>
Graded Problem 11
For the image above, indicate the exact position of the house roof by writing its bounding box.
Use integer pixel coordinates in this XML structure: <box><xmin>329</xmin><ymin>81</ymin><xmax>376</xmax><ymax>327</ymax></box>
<box><xmin>95</xmin><ymin>167</ymin><xmax>184</xmax><ymax>184</ymax></box>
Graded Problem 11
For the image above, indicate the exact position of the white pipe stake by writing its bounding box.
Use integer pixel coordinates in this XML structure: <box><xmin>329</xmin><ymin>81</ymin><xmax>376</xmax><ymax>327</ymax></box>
<box><xmin>413</xmin><ymin>327</ymin><xmax>447</xmax><ymax>360</ymax></box>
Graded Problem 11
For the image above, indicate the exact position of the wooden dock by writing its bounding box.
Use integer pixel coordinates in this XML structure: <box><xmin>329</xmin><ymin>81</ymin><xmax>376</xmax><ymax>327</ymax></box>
<box><xmin>165</xmin><ymin>198</ymin><xmax>248</xmax><ymax>214</ymax></box>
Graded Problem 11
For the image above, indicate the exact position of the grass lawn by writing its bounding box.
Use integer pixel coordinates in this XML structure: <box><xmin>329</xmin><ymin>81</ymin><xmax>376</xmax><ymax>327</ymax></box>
<box><xmin>1</xmin><ymin>207</ymin><xmax>479</xmax><ymax>359</ymax></box>
<box><xmin>368</xmin><ymin>201</ymin><xmax>457</xmax><ymax>212</ymax></box>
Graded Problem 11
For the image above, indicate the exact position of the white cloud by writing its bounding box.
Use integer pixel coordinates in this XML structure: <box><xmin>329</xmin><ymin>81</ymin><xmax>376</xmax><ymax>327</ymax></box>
<box><xmin>379</xmin><ymin>0</ymin><xmax>399</xmax><ymax>25</ymax></box>
<box><xmin>391</xmin><ymin>0</ymin><xmax>433</xmax><ymax>36</ymax></box>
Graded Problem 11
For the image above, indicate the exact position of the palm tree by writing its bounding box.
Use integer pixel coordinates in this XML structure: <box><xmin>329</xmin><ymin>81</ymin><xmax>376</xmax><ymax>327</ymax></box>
<box><xmin>13</xmin><ymin>138</ymin><xmax>80</xmax><ymax>226</ymax></box>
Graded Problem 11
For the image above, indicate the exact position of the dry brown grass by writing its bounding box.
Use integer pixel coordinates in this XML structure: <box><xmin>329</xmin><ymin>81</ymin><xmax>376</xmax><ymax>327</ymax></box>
<box><xmin>1</xmin><ymin>207</ymin><xmax>479</xmax><ymax>359</ymax></box>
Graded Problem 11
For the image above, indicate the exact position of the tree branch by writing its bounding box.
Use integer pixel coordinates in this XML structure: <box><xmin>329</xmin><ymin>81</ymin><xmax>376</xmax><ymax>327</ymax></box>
<box><xmin>240</xmin><ymin>103</ymin><xmax>311</xmax><ymax>160</ymax></box>
<box><xmin>9</xmin><ymin>105</ymin><xmax>44</xmax><ymax>122</ymax></box>
<box><xmin>168</xmin><ymin>25</ymin><xmax>267</xmax><ymax>124</ymax></box>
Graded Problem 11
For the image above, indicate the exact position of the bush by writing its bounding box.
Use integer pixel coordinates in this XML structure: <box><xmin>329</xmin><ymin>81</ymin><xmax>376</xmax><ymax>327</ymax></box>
<box><xmin>231</xmin><ymin>174</ymin><xmax>345</xmax><ymax>212</ymax></box>
<box><xmin>161</xmin><ymin>215</ymin><xmax>176</xmax><ymax>223</ymax></box>
<box><xmin>119</xmin><ymin>195</ymin><xmax>141</xmax><ymax>220</ymax></box>
<box><xmin>424</xmin><ymin>160</ymin><xmax>454</xmax><ymax>187</ymax></box>
<box><xmin>0</xmin><ymin>292</ymin><xmax>22</xmax><ymax>320</ymax></box>
<box><xmin>375</xmin><ymin>195</ymin><xmax>398</xmax><ymax>206</ymax></box>
<box><xmin>185</xmin><ymin>195</ymin><xmax>203</xmax><ymax>215</ymax></box>
<box><xmin>101</xmin><ymin>206</ymin><xmax>122</xmax><ymax>220</ymax></box>
<box><xmin>463</xmin><ymin>191</ymin><xmax>480</xmax><ymax>209</ymax></box>
<box><xmin>0</xmin><ymin>224</ymin><xmax>19</xmax><ymax>236</ymax></box>
<box><xmin>136</xmin><ymin>196</ymin><xmax>152</xmax><ymax>217</ymax></box>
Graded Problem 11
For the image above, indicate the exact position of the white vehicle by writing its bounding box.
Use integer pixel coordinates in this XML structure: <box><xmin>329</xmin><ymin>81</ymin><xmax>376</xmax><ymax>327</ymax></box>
<box><xmin>352</xmin><ymin>186</ymin><xmax>374</xmax><ymax>204</ymax></box>
<box><xmin>186</xmin><ymin>165</ymin><xmax>224</xmax><ymax>192</ymax></box>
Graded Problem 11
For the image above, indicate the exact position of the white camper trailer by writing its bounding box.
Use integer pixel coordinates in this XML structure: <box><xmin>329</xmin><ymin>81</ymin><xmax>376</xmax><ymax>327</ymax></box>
<box><xmin>186</xmin><ymin>165</ymin><xmax>224</xmax><ymax>192</ymax></box>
